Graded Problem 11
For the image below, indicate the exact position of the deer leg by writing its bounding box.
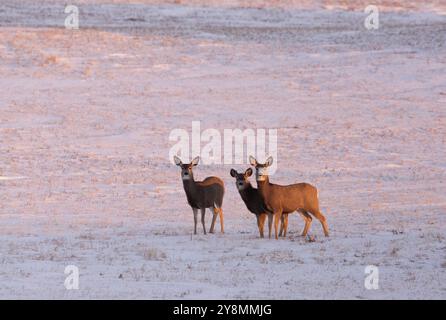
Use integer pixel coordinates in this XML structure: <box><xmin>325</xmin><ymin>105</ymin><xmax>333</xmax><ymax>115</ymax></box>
<box><xmin>311</xmin><ymin>210</ymin><xmax>329</xmax><ymax>237</ymax></box>
<box><xmin>256</xmin><ymin>215</ymin><xmax>261</xmax><ymax>238</ymax></box>
<box><xmin>218</xmin><ymin>208</ymin><xmax>224</xmax><ymax>234</ymax></box>
<box><xmin>192</xmin><ymin>208</ymin><xmax>198</xmax><ymax>235</ymax></box>
<box><xmin>209</xmin><ymin>207</ymin><xmax>218</xmax><ymax>234</ymax></box>
<box><xmin>258</xmin><ymin>214</ymin><xmax>267</xmax><ymax>238</ymax></box>
<box><xmin>267</xmin><ymin>213</ymin><xmax>273</xmax><ymax>239</ymax></box>
<box><xmin>279</xmin><ymin>215</ymin><xmax>284</xmax><ymax>237</ymax></box>
<box><xmin>273</xmin><ymin>210</ymin><xmax>282</xmax><ymax>240</ymax></box>
<box><xmin>201</xmin><ymin>208</ymin><xmax>207</xmax><ymax>235</ymax></box>
<box><xmin>279</xmin><ymin>214</ymin><xmax>289</xmax><ymax>237</ymax></box>
<box><xmin>282</xmin><ymin>214</ymin><xmax>289</xmax><ymax>237</ymax></box>
<box><xmin>298</xmin><ymin>210</ymin><xmax>313</xmax><ymax>237</ymax></box>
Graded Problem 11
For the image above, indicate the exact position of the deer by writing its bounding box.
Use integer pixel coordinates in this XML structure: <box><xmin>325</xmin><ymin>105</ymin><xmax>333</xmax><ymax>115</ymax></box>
<box><xmin>249</xmin><ymin>156</ymin><xmax>329</xmax><ymax>240</ymax></box>
<box><xmin>230</xmin><ymin>167</ymin><xmax>271</xmax><ymax>238</ymax></box>
<box><xmin>230</xmin><ymin>168</ymin><xmax>288</xmax><ymax>238</ymax></box>
<box><xmin>174</xmin><ymin>155</ymin><xmax>224</xmax><ymax>235</ymax></box>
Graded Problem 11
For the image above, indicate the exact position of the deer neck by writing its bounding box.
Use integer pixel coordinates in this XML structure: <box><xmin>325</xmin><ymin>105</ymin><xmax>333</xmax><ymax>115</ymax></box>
<box><xmin>256</xmin><ymin>175</ymin><xmax>270</xmax><ymax>200</ymax></box>
<box><xmin>182</xmin><ymin>175</ymin><xmax>197</xmax><ymax>198</ymax></box>
<box><xmin>239</xmin><ymin>182</ymin><xmax>254</xmax><ymax>201</ymax></box>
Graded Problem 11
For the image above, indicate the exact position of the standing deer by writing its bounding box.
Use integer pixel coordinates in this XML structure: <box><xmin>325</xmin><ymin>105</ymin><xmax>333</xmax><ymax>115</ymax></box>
<box><xmin>230</xmin><ymin>168</ymin><xmax>288</xmax><ymax>238</ymax></box>
<box><xmin>174</xmin><ymin>155</ymin><xmax>224</xmax><ymax>235</ymax></box>
<box><xmin>249</xmin><ymin>156</ymin><xmax>329</xmax><ymax>239</ymax></box>
<box><xmin>230</xmin><ymin>168</ymin><xmax>271</xmax><ymax>238</ymax></box>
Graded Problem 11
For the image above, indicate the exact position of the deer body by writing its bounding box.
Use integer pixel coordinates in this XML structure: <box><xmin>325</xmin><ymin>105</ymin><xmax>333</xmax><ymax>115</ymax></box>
<box><xmin>238</xmin><ymin>183</ymin><xmax>265</xmax><ymax>215</ymax></box>
<box><xmin>182</xmin><ymin>176</ymin><xmax>224</xmax><ymax>210</ymax></box>
<box><xmin>250</xmin><ymin>156</ymin><xmax>329</xmax><ymax>239</ymax></box>
<box><xmin>175</xmin><ymin>156</ymin><xmax>224</xmax><ymax>235</ymax></box>
<box><xmin>257</xmin><ymin>179</ymin><xmax>318</xmax><ymax>214</ymax></box>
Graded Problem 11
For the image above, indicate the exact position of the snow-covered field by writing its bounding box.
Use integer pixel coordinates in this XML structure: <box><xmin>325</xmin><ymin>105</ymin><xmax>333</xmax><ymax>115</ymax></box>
<box><xmin>0</xmin><ymin>1</ymin><xmax>445</xmax><ymax>299</ymax></box>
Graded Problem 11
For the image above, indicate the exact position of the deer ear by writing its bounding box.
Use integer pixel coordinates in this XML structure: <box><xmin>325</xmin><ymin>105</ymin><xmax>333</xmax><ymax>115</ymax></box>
<box><xmin>245</xmin><ymin>168</ymin><xmax>253</xmax><ymax>177</ymax></box>
<box><xmin>173</xmin><ymin>155</ymin><xmax>182</xmax><ymax>166</ymax></box>
<box><xmin>266</xmin><ymin>156</ymin><xmax>274</xmax><ymax>167</ymax></box>
<box><xmin>230</xmin><ymin>169</ymin><xmax>237</xmax><ymax>177</ymax></box>
<box><xmin>191</xmin><ymin>156</ymin><xmax>200</xmax><ymax>166</ymax></box>
<box><xmin>249</xmin><ymin>156</ymin><xmax>257</xmax><ymax>166</ymax></box>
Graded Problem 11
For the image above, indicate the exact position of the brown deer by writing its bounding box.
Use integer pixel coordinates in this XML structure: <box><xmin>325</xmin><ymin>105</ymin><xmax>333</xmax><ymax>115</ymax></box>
<box><xmin>230</xmin><ymin>168</ymin><xmax>288</xmax><ymax>238</ymax></box>
<box><xmin>249</xmin><ymin>156</ymin><xmax>329</xmax><ymax>239</ymax></box>
<box><xmin>174</xmin><ymin>155</ymin><xmax>224</xmax><ymax>235</ymax></box>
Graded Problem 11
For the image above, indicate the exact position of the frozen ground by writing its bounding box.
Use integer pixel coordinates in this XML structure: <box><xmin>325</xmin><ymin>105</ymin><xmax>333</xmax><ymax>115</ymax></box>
<box><xmin>0</xmin><ymin>1</ymin><xmax>445</xmax><ymax>299</ymax></box>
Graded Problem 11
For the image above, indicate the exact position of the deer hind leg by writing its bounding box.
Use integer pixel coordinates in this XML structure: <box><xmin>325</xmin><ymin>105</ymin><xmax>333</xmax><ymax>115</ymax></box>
<box><xmin>257</xmin><ymin>213</ymin><xmax>267</xmax><ymax>238</ymax></box>
<box><xmin>273</xmin><ymin>210</ymin><xmax>283</xmax><ymax>240</ymax></box>
<box><xmin>218</xmin><ymin>207</ymin><xmax>224</xmax><ymax>234</ymax></box>
<box><xmin>201</xmin><ymin>208</ymin><xmax>207</xmax><ymax>235</ymax></box>
<box><xmin>310</xmin><ymin>210</ymin><xmax>329</xmax><ymax>237</ymax></box>
<box><xmin>298</xmin><ymin>210</ymin><xmax>312</xmax><ymax>237</ymax></box>
<box><xmin>209</xmin><ymin>207</ymin><xmax>218</xmax><ymax>234</ymax></box>
<box><xmin>193</xmin><ymin>208</ymin><xmax>198</xmax><ymax>235</ymax></box>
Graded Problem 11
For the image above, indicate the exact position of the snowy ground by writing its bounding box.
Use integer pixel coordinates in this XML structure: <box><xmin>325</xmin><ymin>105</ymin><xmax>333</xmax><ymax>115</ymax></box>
<box><xmin>0</xmin><ymin>1</ymin><xmax>445</xmax><ymax>299</ymax></box>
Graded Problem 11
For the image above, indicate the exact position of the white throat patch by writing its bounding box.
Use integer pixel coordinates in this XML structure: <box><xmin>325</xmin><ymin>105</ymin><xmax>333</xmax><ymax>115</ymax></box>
<box><xmin>256</xmin><ymin>167</ymin><xmax>268</xmax><ymax>181</ymax></box>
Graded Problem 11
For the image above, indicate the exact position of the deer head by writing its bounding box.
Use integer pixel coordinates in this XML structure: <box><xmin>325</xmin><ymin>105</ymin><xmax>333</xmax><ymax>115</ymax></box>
<box><xmin>230</xmin><ymin>168</ymin><xmax>253</xmax><ymax>190</ymax></box>
<box><xmin>174</xmin><ymin>155</ymin><xmax>200</xmax><ymax>180</ymax></box>
<box><xmin>249</xmin><ymin>156</ymin><xmax>273</xmax><ymax>182</ymax></box>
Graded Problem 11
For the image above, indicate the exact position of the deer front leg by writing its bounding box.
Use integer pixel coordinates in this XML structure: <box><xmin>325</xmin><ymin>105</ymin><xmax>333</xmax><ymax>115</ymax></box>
<box><xmin>193</xmin><ymin>208</ymin><xmax>198</xmax><ymax>235</ymax></box>
<box><xmin>209</xmin><ymin>207</ymin><xmax>218</xmax><ymax>234</ymax></box>
<box><xmin>279</xmin><ymin>220</ymin><xmax>283</xmax><ymax>237</ymax></box>
<box><xmin>258</xmin><ymin>213</ymin><xmax>267</xmax><ymax>238</ymax></box>
<box><xmin>273</xmin><ymin>210</ymin><xmax>282</xmax><ymax>240</ymax></box>
<box><xmin>281</xmin><ymin>214</ymin><xmax>289</xmax><ymax>238</ymax></box>
<box><xmin>279</xmin><ymin>214</ymin><xmax>287</xmax><ymax>237</ymax></box>
<box><xmin>267</xmin><ymin>213</ymin><xmax>273</xmax><ymax>239</ymax></box>
<box><xmin>256</xmin><ymin>215</ymin><xmax>260</xmax><ymax>237</ymax></box>
<box><xmin>201</xmin><ymin>208</ymin><xmax>206</xmax><ymax>235</ymax></box>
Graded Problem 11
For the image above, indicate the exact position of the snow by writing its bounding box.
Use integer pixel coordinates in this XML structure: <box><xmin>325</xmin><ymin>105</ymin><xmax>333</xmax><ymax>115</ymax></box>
<box><xmin>0</xmin><ymin>1</ymin><xmax>445</xmax><ymax>299</ymax></box>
